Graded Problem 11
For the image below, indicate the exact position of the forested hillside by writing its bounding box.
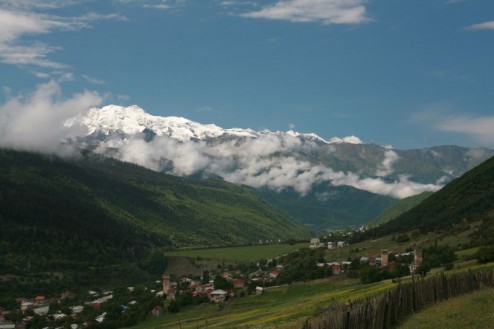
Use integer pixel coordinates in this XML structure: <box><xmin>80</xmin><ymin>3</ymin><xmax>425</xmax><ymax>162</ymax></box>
<box><xmin>351</xmin><ymin>156</ymin><xmax>494</xmax><ymax>242</ymax></box>
<box><xmin>0</xmin><ymin>149</ymin><xmax>309</xmax><ymax>295</ymax></box>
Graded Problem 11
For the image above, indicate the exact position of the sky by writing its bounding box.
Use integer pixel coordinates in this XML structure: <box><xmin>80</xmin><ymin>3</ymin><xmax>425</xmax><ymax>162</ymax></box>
<box><xmin>1</xmin><ymin>0</ymin><xmax>493</xmax><ymax>150</ymax></box>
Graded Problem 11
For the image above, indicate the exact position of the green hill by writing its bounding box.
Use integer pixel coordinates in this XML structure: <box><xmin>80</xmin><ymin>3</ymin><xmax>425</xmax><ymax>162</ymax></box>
<box><xmin>257</xmin><ymin>183</ymin><xmax>396</xmax><ymax>229</ymax></box>
<box><xmin>370</xmin><ymin>192</ymin><xmax>433</xmax><ymax>226</ymax></box>
<box><xmin>352</xmin><ymin>156</ymin><xmax>494</xmax><ymax>241</ymax></box>
<box><xmin>0</xmin><ymin>149</ymin><xmax>309</xmax><ymax>289</ymax></box>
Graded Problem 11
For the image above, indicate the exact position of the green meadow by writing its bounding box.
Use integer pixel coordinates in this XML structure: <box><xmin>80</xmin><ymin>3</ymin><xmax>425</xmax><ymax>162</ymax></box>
<box><xmin>164</xmin><ymin>242</ymin><xmax>308</xmax><ymax>264</ymax></box>
<box><xmin>132</xmin><ymin>275</ymin><xmax>396</xmax><ymax>329</ymax></box>
<box><xmin>399</xmin><ymin>287</ymin><xmax>494</xmax><ymax>329</ymax></box>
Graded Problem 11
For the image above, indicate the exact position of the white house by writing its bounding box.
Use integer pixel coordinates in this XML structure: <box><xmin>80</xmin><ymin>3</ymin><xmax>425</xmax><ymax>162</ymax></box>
<box><xmin>209</xmin><ymin>289</ymin><xmax>227</xmax><ymax>303</ymax></box>
<box><xmin>33</xmin><ymin>306</ymin><xmax>49</xmax><ymax>315</ymax></box>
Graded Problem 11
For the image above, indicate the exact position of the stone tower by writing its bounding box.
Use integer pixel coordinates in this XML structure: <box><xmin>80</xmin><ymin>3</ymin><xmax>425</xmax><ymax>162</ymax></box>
<box><xmin>162</xmin><ymin>275</ymin><xmax>171</xmax><ymax>295</ymax></box>
<box><xmin>381</xmin><ymin>249</ymin><xmax>389</xmax><ymax>268</ymax></box>
<box><xmin>414</xmin><ymin>248</ymin><xmax>423</xmax><ymax>265</ymax></box>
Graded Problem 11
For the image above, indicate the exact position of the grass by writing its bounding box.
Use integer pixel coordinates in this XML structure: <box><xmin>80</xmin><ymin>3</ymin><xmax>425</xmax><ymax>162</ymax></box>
<box><xmin>163</xmin><ymin>243</ymin><xmax>308</xmax><ymax>265</ymax></box>
<box><xmin>137</xmin><ymin>229</ymin><xmax>487</xmax><ymax>329</ymax></box>
<box><xmin>132</xmin><ymin>275</ymin><xmax>399</xmax><ymax>329</ymax></box>
<box><xmin>398</xmin><ymin>288</ymin><xmax>494</xmax><ymax>329</ymax></box>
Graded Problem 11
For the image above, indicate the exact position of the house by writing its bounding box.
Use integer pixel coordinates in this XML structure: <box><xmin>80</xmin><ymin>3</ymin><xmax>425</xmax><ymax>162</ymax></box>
<box><xmin>48</xmin><ymin>313</ymin><xmax>67</xmax><ymax>321</ymax></box>
<box><xmin>342</xmin><ymin>261</ymin><xmax>352</xmax><ymax>268</ymax></box>
<box><xmin>209</xmin><ymin>290</ymin><xmax>227</xmax><ymax>303</ymax></box>
<box><xmin>337</xmin><ymin>241</ymin><xmax>345</xmax><ymax>247</ymax></box>
<box><xmin>70</xmin><ymin>306</ymin><xmax>84</xmax><ymax>315</ymax></box>
<box><xmin>360</xmin><ymin>256</ymin><xmax>369</xmax><ymax>263</ymax></box>
<box><xmin>151</xmin><ymin>306</ymin><xmax>163</xmax><ymax>316</ymax></box>
<box><xmin>255</xmin><ymin>286</ymin><xmax>264</xmax><ymax>295</ymax></box>
<box><xmin>327</xmin><ymin>242</ymin><xmax>334</xmax><ymax>249</ymax></box>
<box><xmin>0</xmin><ymin>323</ymin><xmax>15</xmax><ymax>329</ymax></box>
<box><xmin>270</xmin><ymin>269</ymin><xmax>282</xmax><ymax>279</ymax></box>
<box><xmin>233</xmin><ymin>279</ymin><xmax>245</xmax><ymax>288</ymax></box>
<box><xmin>95</xmin><ymin>312</ymin><xmax>106</xmax><ymax>323</ymax></box>
<box><xmin>309</xmin><ymin>238</ymin><xmax>321</xmax><ymax>249</ymax></box>
<box><xmin>20</xmin><ymin>302</ymin><xmax>34</xmax><ymax>311</ymax></box>
<box><xmin>33</xmin><ymin>306</ymin><xmax>49</xmax><ymax>315</ymax></box>
<box><xmin>326</xmin><ymin>262</ymin><xmax>341</xmax><ymax>275</ymax></box>
<box><xmin>61</xmin><ymin>291</ymin><xmax>75</xmax><ymax>300</ymax></box>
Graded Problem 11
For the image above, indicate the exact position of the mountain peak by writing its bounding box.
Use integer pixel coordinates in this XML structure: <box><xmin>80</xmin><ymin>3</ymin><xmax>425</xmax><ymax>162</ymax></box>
<box><xmin>65</xmin><ymin>104</ymin><xmax>364</xmax><ymax>145</ymax></box>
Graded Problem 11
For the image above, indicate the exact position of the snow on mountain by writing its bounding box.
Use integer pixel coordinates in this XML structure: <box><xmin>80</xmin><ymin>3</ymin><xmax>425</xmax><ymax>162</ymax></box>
<box><xmin>64</xmin><ymin>104</ymin><xmax>363</xmax><ymax>144</ymax></box>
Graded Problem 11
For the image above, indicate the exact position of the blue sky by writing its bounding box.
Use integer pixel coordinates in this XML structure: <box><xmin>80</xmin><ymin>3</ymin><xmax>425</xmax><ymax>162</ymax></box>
<box><xmin>1</xmin><ymin>0</ymin><xmax>493</xmax><ymax>149</ymax></box>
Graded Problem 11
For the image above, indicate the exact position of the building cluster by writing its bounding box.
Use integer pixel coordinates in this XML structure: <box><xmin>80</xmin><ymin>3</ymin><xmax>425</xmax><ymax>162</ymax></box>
<box><xmin>310</xmin><ymin>236</ymin><xmax>423</xmax><ymax>275</ymax></box>
<box><xmin>162</xmin><ymin>273</ymin><xmax>247</xmax><ymax>304</ymax></box>
<box><xmin>2</xmin><ymin>286</ymin><xmax>158</xmax><ymax>328</ymax></box>
<box><xmin>358</xmin><ymin>249</ymin><xmax>423</xmax><ymax>274</ymax></box>
<box><xmin>309</xmin><ymin>238</ymin><xmax>346</xmax><ymax>250</ymax></box>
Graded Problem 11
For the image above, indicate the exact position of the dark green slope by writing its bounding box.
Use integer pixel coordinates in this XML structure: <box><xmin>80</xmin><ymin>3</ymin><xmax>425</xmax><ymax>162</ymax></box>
<box><xmin>356</xmin><ymin>156</ymin><xmax>494</xmax><ymax>239</ymax></box>
<box><xmin>257</xmin><ymin>183</ymin><xmax>396</xmax><ymax>229</ymax></box>
<box><xmin>0</xmin><ymin>149</ymin><xmax>309</xmax><ymax>263</ymax></box>
<box><xmin>370</xmin><ymin>192</ymin><xmax>433</xmax><ymax>226</ymax></box>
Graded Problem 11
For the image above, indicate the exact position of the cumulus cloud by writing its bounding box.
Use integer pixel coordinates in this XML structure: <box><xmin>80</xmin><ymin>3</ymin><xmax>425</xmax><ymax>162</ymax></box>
<box><xmin>241</xmin><ymin>0</ymin><xmax>370</xmax><ymax>25</ymax></box>
<box><xmin>0</xmin><ymin>80</ymin><xmax>102</xmax><ymax>154</ymax></box>
<box><xmin>438</xmin><ymin>115</ymin><xmax>494</xmax><ymax>145</ymax></box>
<box><xmin>465</xmin><ymin>20</ymin><xmax>494</xmax><ymax>31</ymax></box>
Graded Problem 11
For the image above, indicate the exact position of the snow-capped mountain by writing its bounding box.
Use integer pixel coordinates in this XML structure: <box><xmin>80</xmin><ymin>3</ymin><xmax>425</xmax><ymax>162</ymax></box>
<box><xmin>64</xmin><ymin>104</ymin><xmax>363</xmax><ymax>144</ymax></box>
<box><xmin>63</xmin><ymin>104</ymin><xmax>493</xmax><ymax>204</ymax></box>
<box><xmin>49</xmin><ymin>104</ymin><xmax>494</xmax><ymax>228</ymax></box>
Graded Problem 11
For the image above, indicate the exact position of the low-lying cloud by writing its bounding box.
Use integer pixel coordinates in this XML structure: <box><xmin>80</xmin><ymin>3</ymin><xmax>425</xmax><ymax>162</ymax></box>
<box><xmin>0</xmin><ymin>80</ymin><xmax>102</xmax><ymax>154</ymax></box>
<box><xmin>0</xmin><ymin>83</ymin><xmax>443</xmax><ymax>199</ymax></box>
<box><xmin>92</xmin><ymin>131</ymin><xmax>442</xmax><ymax>199</ymax></box>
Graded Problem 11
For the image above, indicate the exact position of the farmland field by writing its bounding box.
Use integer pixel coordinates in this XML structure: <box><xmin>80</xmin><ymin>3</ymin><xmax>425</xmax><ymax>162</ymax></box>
<box><xmin>132</xmin><ymin>275</ymin><xmax>395</xmax><ymax>329</ymax></box>
<box><xmin>164</xmin><ymin>242</ymin><xmax>308</xmax><ymax>264</ymax></box>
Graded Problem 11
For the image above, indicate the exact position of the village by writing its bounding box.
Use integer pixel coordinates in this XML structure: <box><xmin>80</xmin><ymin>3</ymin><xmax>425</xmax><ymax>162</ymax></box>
<box><xmin>0</xmin><ymin>237</ymin><xmax>424</xmax><ymax>329</ymax></box>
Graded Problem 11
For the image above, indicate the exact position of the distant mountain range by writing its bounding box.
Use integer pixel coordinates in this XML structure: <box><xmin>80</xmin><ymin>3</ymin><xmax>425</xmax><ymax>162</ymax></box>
<box><xmin>62</xmin><ymin>105</ymin><xmax>494</xmax><ymax>228</ymax></box>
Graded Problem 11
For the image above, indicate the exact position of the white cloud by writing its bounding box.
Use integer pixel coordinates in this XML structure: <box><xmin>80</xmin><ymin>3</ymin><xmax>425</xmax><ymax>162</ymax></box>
<box><xmin>465</xmin><ymin>20</ymin><xmax>494</xmax><ymax>31</ymax></box>
<box><xmin>241</xmin><ymin>0</ymin><xmax>370</xmax><ymax>25</ymax></box>
<box><xmin>0</xmin><ymin>6</ymin><xmax>124</xmax><ymax>73</ymax></box>
<box><xmin>438</xmin><ymin>115</ymin><xmax>494</xmax><ymax>144</ymax></box>
<box><xmin>87</xmin><ymin>127</ymin><xmax>441</xmax><ymax>198</ymax></box>
<box><xmin>376</xmin><ymin>150</ymin><xmax>399</xmax><ymax>177</ymax></box>
<box><xmin>0</xmin><ymin>0</ymin><xmax>80</xmax><ymax>10</ymax></box>
<box><xmin>0</xmin><ymin>81</ymin><xmax>102</xmax><ymax>154</ymax></box>
<box><xmin>83</xmin><ymin>74</ymin><xmax>106</xmax><ymax>85</ymax></box>
<box><xmin>143</xmin><ymin>4</ymin><xmax>170</xmax><ymax>10</ymax></box>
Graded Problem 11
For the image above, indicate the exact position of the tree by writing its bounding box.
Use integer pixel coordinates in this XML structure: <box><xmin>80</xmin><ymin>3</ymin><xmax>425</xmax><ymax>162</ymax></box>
<box><xmin>213</xmin><ymin>276</ymin><xmax>233</xmax><ymax>290</ymax></box>
<box><xmin>167</xmin><ymin>300</ymin><xmax>180</xmax><ymax>313</ymax></box>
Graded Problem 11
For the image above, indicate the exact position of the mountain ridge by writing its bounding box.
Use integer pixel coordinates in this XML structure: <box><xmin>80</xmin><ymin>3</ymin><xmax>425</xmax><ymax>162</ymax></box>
<box><xmin>58</xmin><ymin>104</ymin><xmax>494</xmax><ymax>229</ymax></box>
<box><xmin>65</xmin><ymin>104</ymin><xmax>364</xmax><ymax>145</ymax></box>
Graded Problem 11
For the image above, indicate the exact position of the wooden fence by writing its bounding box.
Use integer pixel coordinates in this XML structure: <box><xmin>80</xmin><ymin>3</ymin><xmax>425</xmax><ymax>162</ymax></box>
<box><xmin>302</xmin><ymin>269</ymin><xmax>494</xmax><ymax>329</ymax></box>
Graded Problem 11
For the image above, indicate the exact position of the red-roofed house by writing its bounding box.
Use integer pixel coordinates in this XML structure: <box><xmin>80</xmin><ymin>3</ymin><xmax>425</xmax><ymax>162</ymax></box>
<box><xmin>269</xmin><ymin>269</ymin><xmax>282</xmax><ymax>279</ymax></box>
<box><xmin>233</xmin><ymin>279</ymin><xmax>246</xmax><ymax>288</ymax></box>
